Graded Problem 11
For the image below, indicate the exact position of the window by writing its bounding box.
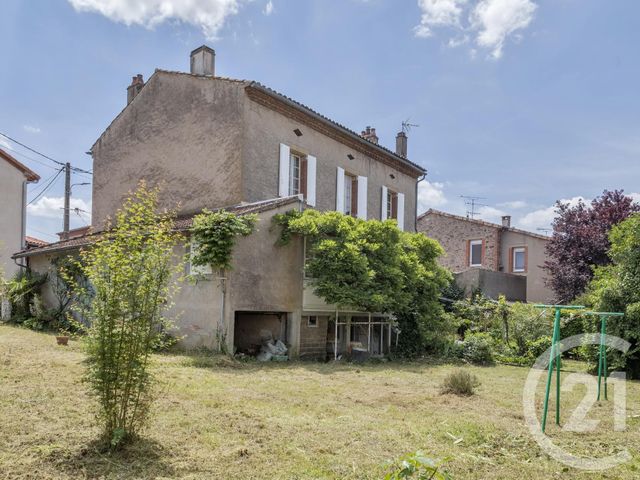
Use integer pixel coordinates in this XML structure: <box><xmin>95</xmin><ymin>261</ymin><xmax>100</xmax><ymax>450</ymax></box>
<box><xmin>469</xmin><ymin>240</ymin><xmax>483</xmax><ymax>267</ymax></box>
<box><xmin>387</xmin><ymin>189</ymin><xmax>398</xmax><ymax>220</ymax></box>
<box><xmin>512</xmin><ymin>247</ymin><xmax>527</xmax><ymax>273</ymax></box>
<box><xmin>289</xmin><ymin>153</ymin><xmax>301</xmax><ymax>195</ymax></box>
<box><xmin>344</xmin><ymin>173</ymin><xmax>358</xmax><ymax>217</ymax></box>
<box><xmin>187</xmin><ymin>241</ymin><xmax>213</xmax><ymax>276</ymax></box>
<box><xmin>307</xmin><ymin>315</ymin><xmax>318</xmax><ymax>327</ymax></box>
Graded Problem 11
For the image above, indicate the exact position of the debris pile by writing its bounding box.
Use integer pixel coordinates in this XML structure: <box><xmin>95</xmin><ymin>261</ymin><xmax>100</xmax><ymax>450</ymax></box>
<box><xmin>256</xmin><ymin>329</ymin><xmax>288</xmax><ymax>361</ymax></box>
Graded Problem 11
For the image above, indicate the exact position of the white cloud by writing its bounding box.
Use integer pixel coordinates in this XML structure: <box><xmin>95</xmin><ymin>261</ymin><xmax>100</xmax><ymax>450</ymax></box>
<box><xmin>414</xmin><ymin>0</ymin><xmax>537</xmax><ymax>59</ymax></box>
<box><xmin>414</xmin><ymin>0</ymin><xmax>467</xmax><ymax>38</ymax></box>
<box><xmin>418</xmin><ymin>180</ymin><xmax>448</xmax><ymax>213</ymax></box>
<box><xmin>23</xmin><ymin>125</ymin><xmax>41</xmax><ymax>134</ymax></box>
<box><xmin>471</xmin><ymin>0</ymin><xmax>537</xmax><ymax>59</ymax></box>
<box><xmin>629</xmin><ymin>192</ymin><xmax>640</xmax><ymax>204</ymax></box>
<box><xmin>28</xmin><ymin>196</ymin><xmax>92</xmax><ymax>221</ymax></box>
<box><xmin>0</xmin><ymin>136</ymin><xmax>11</xmax><ymax>151</ymax></box>
<box><xmin>516</xmin><ymin>196</ymin><xmax>584</xmax><ymax>231</ymax></box>
<box><xmin>498</xmin><ymin>200</ymin><xmax>527</xmax><ymax>209</ymax></box>
<box><xmin>263</xmin><ymin>0</ymin><xmax>273</xmax><ymax>15</ymax></box>
<box><xmin>68</xmin><ymin>0</ymin><xmax>243</xmax><ymax>40</ymax></box>
<box><xmin>475</xmin><ymin>205</ymin><xmax>507</xmax><ymax>223</ymax></box>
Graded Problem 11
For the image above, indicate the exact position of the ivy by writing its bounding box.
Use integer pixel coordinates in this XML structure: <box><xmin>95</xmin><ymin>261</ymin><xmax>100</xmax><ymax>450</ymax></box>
<box><xmin>272</xmin><ymin>210</ymin><xmax>452</xmax><ymax>353</ymax></box>
<box><xmin>190</xmin><ymin>209</ymin><xmax>257</xmax><ymax>271</ymax></box>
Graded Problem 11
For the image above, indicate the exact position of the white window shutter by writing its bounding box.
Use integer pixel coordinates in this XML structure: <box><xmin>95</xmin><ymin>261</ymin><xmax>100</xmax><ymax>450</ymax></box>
<box><xmin>357</xmin><ymin>176</ymin><xmax>367</xmax><ymax>220</ymax></box>
<box><xmin>279</xmin><ymin>143</ymin><xmax>290</xmax><ymax>197</ymax></box>
<box><xmin>190</xmin><ymin>240</ymin><xmax>213</xmax><ymax>275</ymax></box>
<box><xmin>397</xmin><ymin>193</ymin><xmax>405</xmax><ymax>231</ymax></box>
<box><xmin>381</xmin><ymin>186</ymin><xmax>388</xmax><ymax>220</ymax></box>
<box><xmin>336</xmin><ymin>167</ymin><xmax>345</xmax><ymax>213</ymax></box>
<box><xmin>306</xmin><ymin>155</ymin><xmax>317</xmax><ymax>207</ymax></box>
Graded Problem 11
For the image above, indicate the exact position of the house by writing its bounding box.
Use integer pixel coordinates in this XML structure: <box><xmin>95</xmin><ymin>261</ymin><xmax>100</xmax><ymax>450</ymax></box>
<box><xmin>0</xmin><ymin>148</ymin><xmax>40</xmax><ymax>278</ymax></box>
<box><xmin>15</xmin><ymin>46</ymin><xmax>426</xmax><ymax>359</ymax></box>
<box><xmin>417</xmin><ymin>209</ymin><xmax>554</xmax><ymax>303</ymax></box>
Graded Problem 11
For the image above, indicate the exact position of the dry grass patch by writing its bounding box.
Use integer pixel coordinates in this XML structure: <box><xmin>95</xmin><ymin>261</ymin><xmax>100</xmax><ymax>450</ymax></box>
<box><xmin>1</xmin><ymin>325</ymin><xmax>640</xmax><ymax>479</ymax></box>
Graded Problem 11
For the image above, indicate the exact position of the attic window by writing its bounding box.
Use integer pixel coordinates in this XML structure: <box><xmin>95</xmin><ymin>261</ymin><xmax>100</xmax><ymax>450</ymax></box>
<box><xmin>389</xmin><ymin>174</ymin><xmax>396</xmax><ymax>179</ymax></box>
<box><xmin>293</xmin><ymin>128</ymin><xmax>303</xmax><ymax>137</ymax></box>
<box><xmin>347</xmin><ymin>154</ymin><xmax>355</xmax><ymax>160</ymax></box>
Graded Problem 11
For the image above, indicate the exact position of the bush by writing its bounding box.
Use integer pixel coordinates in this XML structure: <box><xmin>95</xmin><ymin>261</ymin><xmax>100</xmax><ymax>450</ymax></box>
<box><xmin>385</xmin><ymin>451</ymin><xmax>453</xmax><ymax>479</ymax></box>
<box><xmin>462</xmin><ymin>332</ymin><xmax>494</xmax><ymax>364</ymax></box>
<box><xmin>525</xmin><ymin>336</ymin><xmax>553</xmax><ymax>362</ymax></box>
<box><xmin>440</xmin><ymin>369</ymin><xmax>480</xmax><ymax>396</ymax></box>
<box><xmin>6</xmin><ymin>270</ymin><xmax>47</xmax><ymax>325</ymax></box>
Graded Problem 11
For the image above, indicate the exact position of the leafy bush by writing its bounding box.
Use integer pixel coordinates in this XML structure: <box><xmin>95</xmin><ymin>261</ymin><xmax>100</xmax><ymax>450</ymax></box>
<box><xmin>6</xmin><ymin>269</ymin><xmax>47</xmax><ymax>325</ymax></box>
<box><xmin>385</xmin><ymin>451</ymin><xmax>453</xmax><ymax>479</ymax></box>
<box><xmin>78</xmin><ymin>183</ymin><xmax>183</xmax><ymax>449</ymax></box>
<box><xmin>525</xmin><ymin>336</ymin><xmax>553</xmax><ymax>362</ymax></box>
<box><xmin>462</xmin><ymin>332</ymin><xmax>494</xmax><ymax>365</ymax></box>
<box><xmin>440</xmin><ymin>369</ymin><xmax>480</xmax><ymax>396</ymax></box>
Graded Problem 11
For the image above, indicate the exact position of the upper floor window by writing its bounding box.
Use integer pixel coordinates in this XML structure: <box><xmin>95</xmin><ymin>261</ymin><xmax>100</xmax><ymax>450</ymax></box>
<box><xmin>344</xmin><ymin>173</ymin><xmax>358</xmax><ymax>217</ymax></box>
<box><xmin>469</xmin><ymin>239</ymin><xmax>483</xmax><ymax>267</ymax></box>
<box><xmin>387</xmin><ymin>189</ymin><xmax>398</xmax><ymax>220</ymax></box>
<box><xmin>337</xmin><ymin>167</ymin><xmax>367</xmax><ymax>219</ymax></box>
<box><xmin>381</xmin><ymin>186</ymin><xmax>404</xmax><ymax>230</ymax></box>
<box><xmin>512</xmin><ymin>246</ymin><xmax>527</xmax><ymax>273</ymax></box>
<box><xmin>279</xmin><ymin>144</ymin><xmax>316</xmax><ymax>206</ymax></box>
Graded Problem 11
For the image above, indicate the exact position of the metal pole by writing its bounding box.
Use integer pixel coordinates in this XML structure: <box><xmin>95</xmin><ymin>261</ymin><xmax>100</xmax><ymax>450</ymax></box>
<box><xmin>334</xmin><ymin>309</ymin><xmax>338</xmax><ymax>361</ymax></box>
<box><xmin>542</xmin><ymin>308</ymin><xmax>561</xmax><ymax>433</ymax></box>
<box><xmin>597</xmin><ymin>315</ymin><xmax>606</xmax><ymax>401</ymax></box>
<box><xmin>63</xmin><ymin>162</ymin><xmax>71</xmax><ymax>239</ymax></box>
<box><xmin>367</xmin><ymin>313</ymin><xmax>371</xmax><ymax>353</ymax></box>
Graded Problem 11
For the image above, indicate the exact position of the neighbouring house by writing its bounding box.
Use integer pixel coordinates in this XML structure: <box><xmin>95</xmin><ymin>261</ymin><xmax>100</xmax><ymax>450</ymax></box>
<box><xmin>15</xmin><ymin>46</ymin><xmax>426</xmax><ymax>359</ymax></box>
<box><xmin>0</xmin><ymin>148</ymin><xmax>40</xmax><ymax>278</ymax></box>
<box><xmin>417</xmin><ymin>209</ymin><xmax>554</xmax><ymax>303</ymax></box>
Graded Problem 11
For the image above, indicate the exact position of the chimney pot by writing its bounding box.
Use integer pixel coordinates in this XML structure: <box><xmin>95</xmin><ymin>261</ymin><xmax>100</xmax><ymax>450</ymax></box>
<box><xmin>395</xmin><ymin>131</ymin><xmax>407</xmax><ymax>157</ymax></box>
<box><xmin>126</xmin><ymin>73</ymin><xmax>145</xmax><ymax>105</ymax></box>
<box><xmin>190</xmin><ymin>45</ymin><xmax>216</xmax><ymax>76</ymax></box>
<box><xmin>502</xmin><ymin>215</ymin><xmax>511</xmax><ymax>228</ymax></box>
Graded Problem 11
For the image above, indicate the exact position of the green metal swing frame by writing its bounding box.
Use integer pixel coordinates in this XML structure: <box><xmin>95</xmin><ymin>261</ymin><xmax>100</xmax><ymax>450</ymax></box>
<box><xmin>534</xmin><ymin>305</ymin><xmax>624</xmax><ymax>433</ymax></box>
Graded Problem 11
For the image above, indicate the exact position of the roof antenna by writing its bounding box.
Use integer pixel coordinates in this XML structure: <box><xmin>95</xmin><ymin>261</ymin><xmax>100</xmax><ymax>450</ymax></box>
<box><xmin>460</xmin><ymin>195</ymin><xmax>488</xmax><ymax>219</ymax></box>
<box><xmin>402</xmin><ymin>119</ymin><xmax>419</xmax><ymax>134</ymax></box>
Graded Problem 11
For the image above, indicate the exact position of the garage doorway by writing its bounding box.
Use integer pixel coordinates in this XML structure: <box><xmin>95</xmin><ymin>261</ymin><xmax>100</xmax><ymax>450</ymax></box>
<box><xmin>234</xmin><ymin>311</ymin><xmax>288</xmax><ymax>356</ymax></box>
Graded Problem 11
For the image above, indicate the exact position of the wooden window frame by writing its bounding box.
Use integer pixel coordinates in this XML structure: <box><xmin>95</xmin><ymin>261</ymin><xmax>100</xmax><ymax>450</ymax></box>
<box><xmin>510</xmin><ymin>246</ymin><xmax>528</xmax><ymax>273</ymax></box>
<box><xmin>467</xmin><ymin>239</ymin><xmax>484</xmax><ymax>267</ymax></box>
<box><xmin>344</xmin><ymin>172</ymin><xmax>358</xmax><ymax>217</ymax></box>
<box><xmin>307</xmin><ymin>315</ymin><xmax>318</xmax><ymax>328</ymax></box>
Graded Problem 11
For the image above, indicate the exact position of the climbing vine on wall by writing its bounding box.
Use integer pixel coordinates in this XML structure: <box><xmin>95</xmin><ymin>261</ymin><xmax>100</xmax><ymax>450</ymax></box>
<box><xmin>190</xmin><ymin>209</ymin><xmax>258</xmax><ymax>271</ymax></box>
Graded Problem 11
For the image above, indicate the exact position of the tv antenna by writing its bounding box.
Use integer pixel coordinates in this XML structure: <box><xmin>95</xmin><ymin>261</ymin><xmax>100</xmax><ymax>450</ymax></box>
<box><xmin>460</xmin><ymin>195</ymin><xmax>488</xmax><ymax>219</ymax></box>
<box><xmin>402</xmin><ymin>120</ymin><xmax>419</xmax><ymax>134</ymax></box>
<box><xmin>537</xmin><ymin>227</ymin><xmax>552</xmax><ymax>235</ymax></box>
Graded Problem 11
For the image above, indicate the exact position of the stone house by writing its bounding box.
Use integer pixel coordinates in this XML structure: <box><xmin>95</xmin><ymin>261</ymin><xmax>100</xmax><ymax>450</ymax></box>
<box><xmin>0</xmin><ymin>148</ymin><xmax>40</xmax><ymax>278</ymax></box>
<box><xmin>417</xmin><ymin>209</ymin><xmax>554</xmax><ymax>303</ymax></box>
<box><xmin>15</xmin><ymin>46</ymin><xmax>426</xmax><ymax>359</ymax></box>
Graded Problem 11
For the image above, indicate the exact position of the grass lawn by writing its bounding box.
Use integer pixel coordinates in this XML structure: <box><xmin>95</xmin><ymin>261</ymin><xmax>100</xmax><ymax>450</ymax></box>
<box><xmin>1</xmin><ymin>325</ymin><xmax>639</xmax><ymax>479</ymax></box>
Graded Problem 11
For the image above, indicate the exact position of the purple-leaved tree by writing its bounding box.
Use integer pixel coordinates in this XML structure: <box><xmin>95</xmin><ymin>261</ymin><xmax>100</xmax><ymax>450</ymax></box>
<box><xmin>544</xmin><ymin>190</ymin><xmax>639</xmax><ymax>303</ymax></box>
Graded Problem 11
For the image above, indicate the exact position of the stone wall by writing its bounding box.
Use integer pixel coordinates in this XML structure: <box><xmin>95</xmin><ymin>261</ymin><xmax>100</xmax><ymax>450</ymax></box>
<box><xmin>418</xmin><ymin>212</ymin><xmax>500</xmax><ymax>272</ymax></box>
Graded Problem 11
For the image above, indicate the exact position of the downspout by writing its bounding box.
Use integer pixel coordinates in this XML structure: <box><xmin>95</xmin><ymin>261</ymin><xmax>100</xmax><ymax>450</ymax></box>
<box><xmin>218</xmin><ymin>268</ymin><xmax>227</xmax><ymax>353</ymax></box>
<box><xmin>415</xmin><ymin>173</ymin><xmax>426</xmax><ymax>232</ymax></box>
<box><xmin>16</xmin><ymin>180</ymin><xmax>29</xmax><ymax>270</ymax></box>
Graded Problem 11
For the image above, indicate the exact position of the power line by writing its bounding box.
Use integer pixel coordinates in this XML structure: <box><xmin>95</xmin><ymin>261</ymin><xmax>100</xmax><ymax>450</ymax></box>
<box><xmin>0</xmin><ymin>132</ymin><xmax>92</xmax><ymax>175</ymax></box>
<box><xmin>27</xmin><ymin>167</ymin><xmax>64</xmax><ymax>206</ymax></box>
<box><xmin>0</xmin><ymin>143</ymin><xmax>60</xmax><ymax>171</ymax></box>
<box><xmin>26</xmin><ymin>227</ymin><xmax>59</xmax><ymax>241</ymax></box>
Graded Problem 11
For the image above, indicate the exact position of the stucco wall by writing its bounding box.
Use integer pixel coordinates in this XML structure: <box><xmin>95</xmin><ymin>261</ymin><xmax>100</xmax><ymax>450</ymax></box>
<box><xmin>500</xmin><ymin>230</ymin><xmax>554</xmax><ymax>303</ymax></box>
<box><xmin>91</xmin><ymin>72</ymin><xmax>246</xmax><ymax>227</ymax></box>
<box><xmin>0</xmin><ymin>161</ymin><xmax>26</xmax><ymax>278</ymax></box>
<box><xmin>242</xmin><ymin>98</ymin><xmax>419</xmax><ymax>230</ymax></box>
<box><xmin>417</xmin><ymin>213</ymin><xmax>500</xmax><ymax>272</ymax></box>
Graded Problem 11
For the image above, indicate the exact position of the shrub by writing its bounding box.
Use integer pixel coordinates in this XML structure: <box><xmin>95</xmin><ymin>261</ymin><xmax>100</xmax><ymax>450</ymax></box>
<box><xmin>385</xmin><ymin>451</ymin><xmax>453</xmax><ymax>479</ymax></box>
<box><xmin>440</xmin><ymin>369</ymin><xmax>480</xmax><ymax>396</ymax></box>
<box><xmin>462</xmin><ymin>332</ymin><xmax>494</xmax><ymax>365</ymax></box>
<box><xmin>78</xmin><ymin>183</ymin><xmax>183</xmax><ymax>449</ymax></box>
<box><xmin>525</xmin><ymin>336</ymin><xmax>553</xmax><ymax>362</ymax></box>
<box><xmin>6</xmin><ymin>270</ymin><xmax>47</xmax><ymax>324</ymax></box>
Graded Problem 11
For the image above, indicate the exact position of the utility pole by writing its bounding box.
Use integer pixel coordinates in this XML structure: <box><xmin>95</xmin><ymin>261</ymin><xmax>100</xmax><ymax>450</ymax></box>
<box><xmin>63</xmin><ymin>162</ymin><xmax>70</xmax><ymax>240</ymax></box>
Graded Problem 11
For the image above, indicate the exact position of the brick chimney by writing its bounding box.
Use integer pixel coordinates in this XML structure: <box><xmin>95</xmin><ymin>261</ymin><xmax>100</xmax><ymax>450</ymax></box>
<box><xmin>126</xmin><ymin>74</ymin><xmax>144</xmax><ymax>104</ymax></box>
<box><xmin>190</xmin><ymin>45</ymin><xmax>215</xmax><ymax>76</ymax></box>
<box><xmin>361</xmin><ymin>126</ymin><xmax>379</xmax><ymax>145</ymax></box>
<box><xmin>502</xmin><ymin>215</ymin><xmax>511</xmax><ymax>228</ymax></box>
<box><xmin>396</xmin><ymin>131</ymin><xmax>407</xmax><ymax>157</ymax></box>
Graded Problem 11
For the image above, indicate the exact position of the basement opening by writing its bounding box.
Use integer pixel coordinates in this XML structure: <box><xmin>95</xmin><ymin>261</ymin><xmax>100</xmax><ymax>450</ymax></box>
<box><xmin>233</xmin><ymin>311</ymin><xmax>288</xmax><ymax>357</ymax></box>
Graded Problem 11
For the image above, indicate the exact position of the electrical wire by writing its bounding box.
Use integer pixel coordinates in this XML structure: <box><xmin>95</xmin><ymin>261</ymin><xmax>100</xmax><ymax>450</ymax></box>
<box><xmin>0</xmin><ymin>143</ymin><xmax>60</xmax><ymax>171</ymax></box>
<box><xmin>28</xmin><ymin>168</ymin><xmax>64</xmax><ymax>198</ymax></box>
<box><xmin>27</xmin><ymin>167</ymin><xmax>64</xmax><ymax>206</ymax></box>
<box><xmin>0</xmin><ymin>132</ymin><xmax>92</xmax><ymax>175</ymax></box>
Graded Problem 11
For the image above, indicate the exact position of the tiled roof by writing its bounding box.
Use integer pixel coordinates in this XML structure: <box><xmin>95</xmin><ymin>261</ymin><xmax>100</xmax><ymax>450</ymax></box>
<box><xmin>13</xmin><ymin>196</ymin><xmax>302</xmax><ymax>259</ymax></box>
<box><xmin>419</xmin><ymin>208</ymin><xmax>550</xmax><ymax>241</ymax></box>
<box><xmin>25</xmin><ymin>236</ymin><xmax>48</xmax><ymax>248</ymax></box>
<box><xmin>0</xmin><ymin>148</ymin><xmax>40</xmax><ymax>182</ymax></box>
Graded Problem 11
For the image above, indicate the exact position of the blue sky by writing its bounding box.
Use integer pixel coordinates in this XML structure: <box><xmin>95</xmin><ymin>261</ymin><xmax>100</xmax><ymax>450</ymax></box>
<box><xmin>1</xmin><ymin>0</ymin><xmax>639</xmax><ymax>242</ymax></box>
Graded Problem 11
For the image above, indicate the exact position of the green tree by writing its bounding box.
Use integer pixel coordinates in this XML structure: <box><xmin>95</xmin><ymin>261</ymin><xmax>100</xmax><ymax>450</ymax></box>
<box><xmin>586</xmin><ymin>213</ymin><xmax>640</xmax><ymax>378</ymax></box>
<box><xmin>78</xmin><ymin>183</ymin><xmax>183</xmax><ymax>448</ymax></box>
<box><xmin>273</xmin><ymin>210</ymin><xmax>452</xmax><ymax>354</ymax></box>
